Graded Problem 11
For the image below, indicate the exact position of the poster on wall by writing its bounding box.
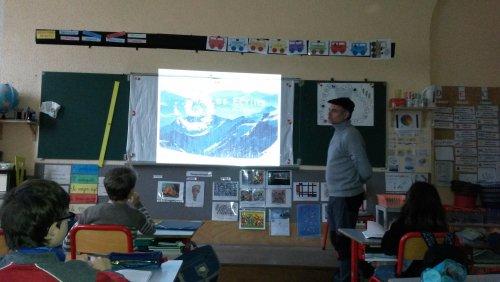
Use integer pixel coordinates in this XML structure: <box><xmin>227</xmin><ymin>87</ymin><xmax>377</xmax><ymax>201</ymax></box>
<box><xmin>157</xmin><ymin>181</ymin><xmax>184</xmax><ymax>202</ymax></box>
<box><xmin>317</xmin><ymin>83</ymin><xmax>374</xmax><ymax>126</ymax></box>
<box><xmin>185</xmin><ymin>181</ymin><xmax>204</xmax><ymax>207</ymax></box>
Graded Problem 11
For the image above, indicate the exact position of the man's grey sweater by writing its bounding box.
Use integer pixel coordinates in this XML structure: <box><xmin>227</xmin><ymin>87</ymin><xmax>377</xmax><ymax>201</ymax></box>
<box><xmin>326</xmin><ymin>120</ymin><xmax>372</xmax><ymax>197</ymax></box>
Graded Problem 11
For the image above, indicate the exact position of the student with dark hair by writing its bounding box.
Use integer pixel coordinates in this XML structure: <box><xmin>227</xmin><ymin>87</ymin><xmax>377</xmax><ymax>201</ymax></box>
<box><xmin>63</xmin><ymin>166</ymin><xmax>155</xmax><ymax>251</ymax></box>
<box><xmin>0</xmin><ymin>179</ymin><xmax>110</xmax><ymax>280</ymax></box>
<box><xmin>374</xmin><ymin>182</ymin><xmax>448</xmax><ymax>281</ymax></box>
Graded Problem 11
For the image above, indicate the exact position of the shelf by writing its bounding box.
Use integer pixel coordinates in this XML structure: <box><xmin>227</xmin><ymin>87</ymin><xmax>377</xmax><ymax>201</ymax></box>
<box><xmin>0</xmin><ymin>119</ymin><xmax>38</xmax><ymax>140</ymax></box>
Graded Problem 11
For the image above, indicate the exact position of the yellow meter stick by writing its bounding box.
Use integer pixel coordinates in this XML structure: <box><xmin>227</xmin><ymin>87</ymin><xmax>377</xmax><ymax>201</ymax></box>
<box><xmin>98</xmin><ymin>81</ymin><xmax>120</xmax><ymax>167</ymax></box>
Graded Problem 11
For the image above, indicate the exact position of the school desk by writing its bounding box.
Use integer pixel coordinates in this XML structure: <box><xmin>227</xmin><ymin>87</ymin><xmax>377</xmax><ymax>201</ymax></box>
<box><xmin>338</xmin><ymin>228</ymin><xmax>396</xmax><ymax>282</ymax></box>
<box><xmin>150</xmin><ymin>260</ymin><xmax>183</xmax><ymax>282</ymax></box>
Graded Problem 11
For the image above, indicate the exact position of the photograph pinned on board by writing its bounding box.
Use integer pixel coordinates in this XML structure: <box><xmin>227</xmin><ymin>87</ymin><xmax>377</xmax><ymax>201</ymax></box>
<box><xmin>185</xmin><ymin>181</ymin><xmax>204</xmax><ymax>208</ymax></box>
<box><xmin>157</xmin><ymin>181</ymin><xmax>184</xmax><ymax>202</ymax></box>
<box><xmin>213</xmin><ymin>181</ymin><xmax>239</xmax><ymax>201</ymax></box>
<box><xmin>240</xmin><ymin>188</ymin><xmax>266</xmax><ymax>208</ymax></box>
<box><xmin>297</xmin><ymin>204</ymin><xmax>321</xmax><ymax>237</ymax></box>
<box><xmin>269</xmin><ymin>208</ymin><xmax>290</xmax><ymax>236</ymax></box>
<box><xmin>239</xmin><ymin>209</ymin><xmax>266</xmax><ymax>230</ymax></box>
<box><xmin>211</xmin><ymin>202</ymin><xmax>239</xmax><ymax>221</ymax></box>
<box><xmin>265</xmin><ymin>188</ymin><xmax>292</xmax><ymax>207</ymax></box>
<box><xmin>293</xmin><ymin>182</ymin><xmax>320</xmax><ymax>201</ymax></box>
<box><xmin>395</xmin><ymin>111</ymin><xmax>421</xmax><ymax>131</ymax></box>
<box><xmin>240</xmin><ymin>169</ymin><xmax>265</xmax><ymax>188</ymax></box>
<box><xmin>266</xmin><ymin>170</ymin><xmax>292</xmax><ymax>188</ymax></box>
<box><xmin>320</xmin><ymin>182</ymin><xmax>329</xmax><ymax>202</ymax></box>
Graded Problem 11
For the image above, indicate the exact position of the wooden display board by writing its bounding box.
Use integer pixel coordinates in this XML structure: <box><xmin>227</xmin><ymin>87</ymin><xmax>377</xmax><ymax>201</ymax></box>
<box><xmin>433</xmin><ymin>86</ymin><xmax>499</xmax><ymax>185</ymax></box>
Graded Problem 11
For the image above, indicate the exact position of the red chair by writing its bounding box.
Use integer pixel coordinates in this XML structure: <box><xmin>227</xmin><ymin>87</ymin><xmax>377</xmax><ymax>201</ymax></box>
<box><xmin>70</xmin><ymin>224</ymin><xmax>133</xmax><ymax>260</ymax></box>
<box><xmin>369</xmin><ymin>232</ymin><xmax>449</xmax><ymax>282</ymax></box>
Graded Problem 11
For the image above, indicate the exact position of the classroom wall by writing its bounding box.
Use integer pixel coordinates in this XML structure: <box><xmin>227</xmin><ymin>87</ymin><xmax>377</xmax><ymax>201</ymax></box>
<box><xmin>0</xmin><ymin>0</ymin><xmax>437</xmax><ymax>174</ymax></box>
<box><xmin>430</xmin><ymin>0</ymin><xmax>500</xmax><ymax>87</ymax></box>
<box><xmin>429</xmin><ymin>0</ymin><xmax>500</xmax><ymax>203</ymax></box>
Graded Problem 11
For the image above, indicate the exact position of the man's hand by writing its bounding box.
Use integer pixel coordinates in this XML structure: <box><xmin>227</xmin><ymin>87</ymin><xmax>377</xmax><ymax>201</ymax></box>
<box><xmin>128</xmin><ymin>191</ymin><xmax>142</xmax><ymax>208</ymax></box>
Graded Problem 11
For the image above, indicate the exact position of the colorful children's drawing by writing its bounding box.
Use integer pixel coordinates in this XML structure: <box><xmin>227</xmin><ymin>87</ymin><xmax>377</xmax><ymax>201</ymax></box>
<box><xmin>308</xmin><ymin>40</ymin><xmax>329</xmax><ymax>56</ymax></box>
<box><xmin>297</xmin><ymin>204</ymin><xmax>321</xmax><ymax>237</ymax></box>
<box><xmin>211</xmin><ymin>202</ymin><xmax>238</xmax><ymax>221</ymax></box>
<box><xmin>239</xmin><ymin>209</ymin><xmax>266</xmax><ymax>230</ymax></box>
<box><xmin>227</xmin><ymin>37</ymin><xmax>248</xmax><ymax>53</ymax></box>
<box><xmin>157</xmin><ymin>181</ymin><xmax>184</xmax><ymax>202</ymax></box>
<box><xmin>349</xmin><ymin>42</ymin><xmax>369</xmax><ymax>56</ymax></box>
<box><xmin>330</xmin><ymin>41</ymin><xmax>347</xmax><ymax>55</ymax></box>
<box><xmin>213</xmin><ymin>181</ymin><xmax>239</xmax><ymax>201</ymax></box>
<box><xmin>240</xmin><ymin>188</ymin><xmax>266</xmax><ymax>207</ymax></box>
<box><xmin>293</xmin><ymin>182</ymin><xmax>319</xmax><ymax>201</ymax></box>
<box><xmin>288</xmin><ymin>40</ymin><xmax>307</xmax><ymax>55</ymax></box>
<box><xmin>248</xmin><ymin>38</ymin><xmax>268</xmax><ymax>54</ymax></box>
<box><xmin>267</xmin><ymin>39</ymin><xmax>288</xmax><ymax>55</ymax></box>
<box><xmin>266</xmin><ymin>188</ymin><xmax>291</xmax><ymax>207</ymax></box>
<box><xmin>206</xmin><ymin>36</ymin><xmax>227</xmax><ymax>51</ymax></box>
<box><xmin>240</xmin><ymin>169</ymin><xmax>265</xmax><ymax>188</ymax></box>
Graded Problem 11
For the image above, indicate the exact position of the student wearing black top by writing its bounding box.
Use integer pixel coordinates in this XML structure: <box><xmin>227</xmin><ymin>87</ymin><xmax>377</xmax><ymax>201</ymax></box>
<box><xmin>374</xmin><ymin>182</ymin><xmax>448</xmax><ymax>281</ymax></box>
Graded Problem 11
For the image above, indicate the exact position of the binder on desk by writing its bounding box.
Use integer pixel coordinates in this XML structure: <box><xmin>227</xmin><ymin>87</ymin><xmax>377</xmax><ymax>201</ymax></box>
<box><xmin>156</xmin><ymin>220</ymin><xmax>203</xmax><ymax>231</ymax></box>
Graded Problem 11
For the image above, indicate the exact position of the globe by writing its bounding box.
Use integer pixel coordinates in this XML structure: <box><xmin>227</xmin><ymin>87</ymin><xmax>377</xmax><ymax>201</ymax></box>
<box><xmin>0</xmin><ymin>83</ymin><xmax>19</xmax><ymax>115</ymax></box>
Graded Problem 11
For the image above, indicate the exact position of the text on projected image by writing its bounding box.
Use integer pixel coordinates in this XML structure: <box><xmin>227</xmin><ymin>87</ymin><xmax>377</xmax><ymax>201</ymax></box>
<box><xmin>157</xmin><ymin>69</ymin><xmax>281</xmax><ymax>166</ymax></box>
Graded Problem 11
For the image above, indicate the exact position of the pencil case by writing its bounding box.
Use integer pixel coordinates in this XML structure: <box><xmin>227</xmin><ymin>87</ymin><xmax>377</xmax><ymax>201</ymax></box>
<box><xmin>109</xmin><ymin>251</ymin><xmax>163</xmax><ymax>270</ymax></box>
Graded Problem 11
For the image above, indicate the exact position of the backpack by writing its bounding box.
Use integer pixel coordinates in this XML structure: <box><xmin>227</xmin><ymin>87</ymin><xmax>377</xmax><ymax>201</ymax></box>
<box><xmin>421</xmin><ymin>232</ymin><xmax>469</xmax><ymax>270</ymax></box>
<box><xmin>175</xmin><ymin>245</ymin><xmax>220</xmax><ymax>282</ymax></box>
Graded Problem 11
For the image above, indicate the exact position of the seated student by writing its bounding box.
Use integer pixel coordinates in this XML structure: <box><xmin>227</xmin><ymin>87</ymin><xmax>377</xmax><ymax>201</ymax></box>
<box><xmin>373</xmin><ymin>182</ymin><xmax>448</xmax><ymax>281</ymax></box>
<box><xmin>0</xmin><ymin>179</ymin><xmax>111</xmax><ymax>280</ymax></box>
<box><xmin>64</xmin><ymin>166</ymin><xmax>156</xmax><ymax>251</ymax></box>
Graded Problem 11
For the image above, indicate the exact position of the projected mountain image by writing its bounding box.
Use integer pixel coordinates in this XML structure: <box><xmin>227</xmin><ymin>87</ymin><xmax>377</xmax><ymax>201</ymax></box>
<box><xmin>158</xmin><ymin>91</ymin><xmax>278</xmax><ymax>159</ymax></box>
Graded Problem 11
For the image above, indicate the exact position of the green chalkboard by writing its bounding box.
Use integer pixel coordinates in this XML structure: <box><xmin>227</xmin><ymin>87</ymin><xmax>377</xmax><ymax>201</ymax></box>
<box><xmin>38</xmin><ymin>72</ymin><xmax>130</xmax><ymax>160</ymax></box>
<box><xmin>293</xmin><ymin>81</ymin><xmax>386</xmax><ymax>167</ymax></box>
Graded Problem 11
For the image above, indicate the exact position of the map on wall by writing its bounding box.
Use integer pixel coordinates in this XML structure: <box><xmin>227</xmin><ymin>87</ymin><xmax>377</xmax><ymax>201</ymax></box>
<box><xmin>317</xmin><ymin>82</ymin><xmax>374</xmax><ymax>126</ymax></box>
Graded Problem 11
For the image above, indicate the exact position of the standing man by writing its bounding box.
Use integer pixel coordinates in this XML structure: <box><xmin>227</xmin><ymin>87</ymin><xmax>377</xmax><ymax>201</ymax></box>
<box><xmin>325</xmin><ymin>97</ymin><xmax>372</xmax><ymax>281</ymax></box>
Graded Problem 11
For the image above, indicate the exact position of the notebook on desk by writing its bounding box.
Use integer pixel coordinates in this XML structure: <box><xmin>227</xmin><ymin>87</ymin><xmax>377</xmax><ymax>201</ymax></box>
<box><xmin>362</xmin><ymin>221</ymin><xmax>386</xmax><ymax>239</ymax></box>
<box><xmin>156</xmin><ymin>220</ymin><xmax>203</xmax><ymax>231</ymax></box>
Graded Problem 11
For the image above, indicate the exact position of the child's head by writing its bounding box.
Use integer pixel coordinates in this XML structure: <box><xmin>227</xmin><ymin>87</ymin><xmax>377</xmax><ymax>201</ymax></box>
<box><xmin>104</xmin><ymin>166</ymin><xmax>137</xmax><ymax>201</ymax></box>
<box><xmin>401</xmin><ymin>181</ymin><xmax>447</xmax><ymax>230</ymax></box>
<box><xmin>0</xmin><ymin>179</ymin><xmax>70</xmax><ymax>249</ymax></box>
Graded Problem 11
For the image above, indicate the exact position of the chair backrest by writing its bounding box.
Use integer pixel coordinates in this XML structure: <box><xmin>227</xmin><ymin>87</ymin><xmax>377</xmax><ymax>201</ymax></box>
<box><xmin>396</xmin><ymin>232</ymin><xmax>448</xmax><ymax>275</ymax></box>
<box><xmin>70</xmin><ymin>224</ymin><xmax>133</xmax><ymax>259</ymax></box>
<box><xmin>0</xmin><ymin>229</ymin><xmax>9</xmax><ymax>256</ymax></box>
<box><xmin>0</xmin><ymin>263</ymin><xmax>59</xmax><ymax>282</ymax></box>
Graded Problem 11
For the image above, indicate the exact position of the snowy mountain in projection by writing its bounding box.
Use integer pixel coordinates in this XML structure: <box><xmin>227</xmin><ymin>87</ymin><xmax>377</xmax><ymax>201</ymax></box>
<box><xmin>158</xmin><ymin>91</ymin><xmax>279</xmax><ymax>158</ymax></box>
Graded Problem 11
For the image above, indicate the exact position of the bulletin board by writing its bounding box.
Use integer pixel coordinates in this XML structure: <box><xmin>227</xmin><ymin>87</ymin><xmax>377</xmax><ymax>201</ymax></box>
<box><xmin>433</xmin><ymin>86</ymin><xmax>499</xmax><ymax>185</ymax></box>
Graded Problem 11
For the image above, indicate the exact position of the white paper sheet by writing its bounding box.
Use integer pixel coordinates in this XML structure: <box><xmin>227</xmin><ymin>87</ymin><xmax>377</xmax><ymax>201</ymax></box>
<box><xmin>435</xmin><ymin>147</ymin><xmax>454</xmax><ymax>161</ymax></box>
<box><xmin>43</xmin><ymin>164</ymin><xmax>71</xmax><ymax>184</ymax></box>
<box><xmin>185</xmin><ymin>181</ymin><xmax>205</xmax><ymax>207</ymax></box>
<box><xmin>97</xmin><ymin>176</ymin><xmax>107</xmax><ymax>196</ymax></box>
